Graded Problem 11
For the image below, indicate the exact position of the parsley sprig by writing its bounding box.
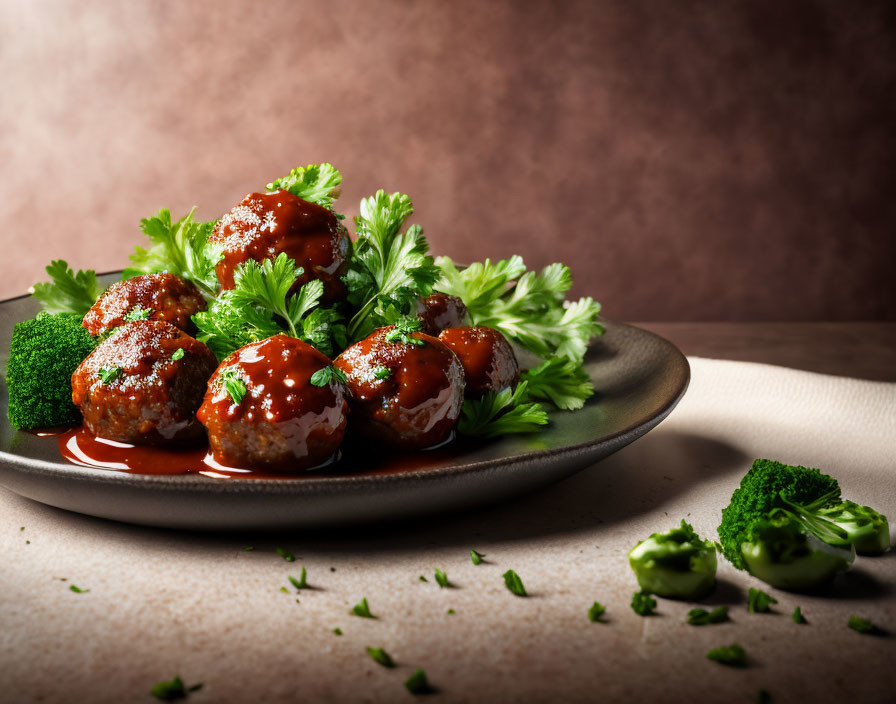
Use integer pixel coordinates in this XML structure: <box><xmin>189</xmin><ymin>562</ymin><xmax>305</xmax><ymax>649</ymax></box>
<box><xmin>458</xmin><ymin>382</ymin><xmax>548</xmax><ymax>438</ymax></box>
<box><xmin>267</xmin><ymin>163</ymin><xmax>343</xmax><ymax>215</ymax></box>
<box><xmin>123</xmin><ymin>207</ymin><xmax>222</xmax><ymax>297</ymax></box>
<box><xmin>344</xmin><ymin>191</ymin><xmax>441</xmax><ymax>340</ymax></box>
<box><xmin>193</xmin><ymin>253</ymin><xmax>346</xmax><ymax>359</ymax></box>
<box><xmin>31</xmin><ymin>260</ymin><xmax>103</xmax><ymax>315</ymax></box>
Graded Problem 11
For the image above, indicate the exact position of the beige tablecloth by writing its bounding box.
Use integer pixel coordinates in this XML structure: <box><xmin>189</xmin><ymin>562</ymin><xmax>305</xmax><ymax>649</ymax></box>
<box><xmin>1</xmin><ymin>358</ymin><xmax>894</xmax><ymax>704</ymax></box>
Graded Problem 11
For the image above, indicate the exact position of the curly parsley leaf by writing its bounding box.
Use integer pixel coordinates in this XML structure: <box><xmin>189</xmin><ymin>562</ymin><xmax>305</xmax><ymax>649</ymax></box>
<box><xmin>520</xmin><ymin>357</ymin><xmax>594</xmax><ymax>411</ymax></box>
<box><xmin>193</xmin><ymin>253</ymin><xmax>346</xmax><ymax>360</ymax></box>
<box><xmin>435</xmin><ymin>255</ymin><xmax>603</xmax><ymax>363</ymax></box>
<box><xmin>458</xmin><ymin>382</ymin><xmax>548</xmax><ymax>438</ymax></box>
<box><xmin>384</xmin><ymin>317</ymin><xmax>425</xmax><ymax>346</ymax></box>
<box><xmin>125</xmin><ymin>306</ymin><xmax>153</xmax><ymax>321</ymax></box>
<box><xmin>31</xmin><ymin>260</ymin><xmax>104</xmax><ymax>315</ymax></box>
<box><xmin>123</xmin><ymin>207</ymin><xmax>222</xmax><ymax>297</ymax></box>
<box><xmin>98</xmin><ymin>367</ymin><xmax>122</xmax><ymax>385</ymax></box>
<box><xmin>345</xmin><ymin>191</ymin><xmax>441</xmax><ymax>340</ymax></box>
<box><xmin>267</xmin><ymin>163</ymin><xmax>343</xmax><ymax>215</ymax></box>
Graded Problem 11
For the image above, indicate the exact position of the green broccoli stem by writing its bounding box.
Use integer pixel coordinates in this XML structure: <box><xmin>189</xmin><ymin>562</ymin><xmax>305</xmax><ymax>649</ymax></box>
<box><xmin>778</xmin><ymin>490</ymin><xmax>849</xmax><ymax>546</ymax></box>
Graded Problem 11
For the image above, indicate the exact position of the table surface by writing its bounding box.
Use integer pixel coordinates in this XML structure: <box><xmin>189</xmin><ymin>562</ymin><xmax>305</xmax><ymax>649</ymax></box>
<box><xmin>638</xmin><ymin>322</ymin><xmax>896</xmax><ymax>382</ymax></box>
<box><xmin>1</xmin><ymin>323</ymin><xmax>894</xmax><ymax>704</ymax></box>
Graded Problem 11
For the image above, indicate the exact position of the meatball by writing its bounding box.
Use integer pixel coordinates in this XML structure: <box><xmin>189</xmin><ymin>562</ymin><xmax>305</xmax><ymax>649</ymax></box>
<box><xmin>72</xmin><ymin>320</ymin><xmax>217</xmax><ymax>445</ymax></box>
<box><xmin>210</xmin><ymin>190</ymin><xmax>351</xmax><ymax>303</ymax></box>
<box><xmin>82</xmin><ymin>273</ymin><xmax>206</xmax><ymax>335</ymax></box>
<box><xmin>438</xmin><ymin>326</ymin><xmax>519</xmax><ymax>396</ymax></box>
<box><xmin>334</xmin><ymin>326</ymin><xmax>465</xmax><ymax>450</ymax></box>
<box><xmin>415</xmin><ymin>293</ymin><xmax>468</xmax><ymax>335</ymax></box>
<box><xmin>197</xmin><ymin>335</ymin><xmax>348</xmax><ymax>472</ymax></box>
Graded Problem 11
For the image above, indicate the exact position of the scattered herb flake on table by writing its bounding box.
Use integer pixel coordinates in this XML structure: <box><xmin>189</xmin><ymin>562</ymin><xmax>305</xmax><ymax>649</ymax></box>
<box><xmin>630</xmin><ymin>590</ymin><xmax>656</xmax><ymax>616</ymax></box>
<box><xmin>502</xmin><ymin>569</ymin><xmax>527</xmax><ymax>596</ymax></box>
<box><xmin>289</xmin><ymin>567</ymin><xmax>307</xmax><ymax>590</ymax></box>
<box><xmin>687</xmin><ymin>606</ymin><xmax>729</xmax><ymax>626</ymax></box>
<box><xmin>69</xmin><ymin>584</ymin><xmax>89</xmax><ymax>594</ymax></box>
<box><xmin>351</xmin><ymin>598</ymin><xmax>376</xmax><ymax>618</ymax></box>
<box><xmin>150</xmin><ymin>676</ymin><xmax>203</xmax><ymax>701</ymax></box>
<box><xmin>587</xmin><ymin>601</ymin><xmax>607</xmax><ymax>623</ymax></box>
<box><xmin>470</xmin><ymin>549</ymin><xmax>485</xmax><ymax>565</ymax></box>
<box><xmin>792</xmin><ymin>606</ymin><xmax>807</xmax><ymax>624</ymax></box>
<box><xmin>706</xmin><ymin>643</ymin><xmax>747</xmax><ymax>667</ymax></box>
<box><xmin>404</xmin><ymin>668</ymin><xmax>433</xmax><ymax>695</ymax></box>
<box><xmin>366</xmin><ymin>647</ymin><xmax>395</xmax><ymax>668</ymax></box>
<box><xmin>748</xmin><ymin>587</ymin><xmax>777</xmax><ymax>613</ymax></box>
<box><xmin>434</xmin><ymin>569</ymin><xmax>451</xmax><ymax>588</ymax></box>
<box><xmin>848</xmin><ymin>615</ymin><xmax>879</xmax><ymax>635</ymax></box>
<box><xmin>275</xmin><ymin>547</ymin><xmax>295</xmax><ymax>562</ymax></box>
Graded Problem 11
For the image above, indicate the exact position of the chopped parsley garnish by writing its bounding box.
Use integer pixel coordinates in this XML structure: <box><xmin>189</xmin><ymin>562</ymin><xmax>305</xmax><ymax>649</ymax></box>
<box><xmin>706</xmin><ymin>643</ymin><xmax>747</xmax><ymax>667</ymax></box>
<box><xmin>289</xmin><ymin>567</ymin><xmax>308</xmax><ymax>590</ymax></box>
<box><xmin>279</xmin><ymin>587</ymin><xmax>288</xmax><ymax>594</ymax></box>
<box><xmin>124</xmin><ymin>207</ymin><xmax>221</xmax><ymax>298</ymax></box>
<box><xmin>310</xmin><ymin>365</ymin><xmax>348</xmax><ymax>388</ymax></box>
<box><xmin>435</xmin><ymin>255</ymin><xmax>603</xmax><ymax>363</ymax></box>
<box><xmin>748</xmin><ymin>587</ymin><xmax>777</xmax><ymax>613</ymax></box>
<box><xmin>447</xmin><ymin>609</ymin><xmax>455</xmax><ymax>615</ymax></box>
<box><xmin>630</xmin><ymin>590</ymin><xmax>656</xmax><ymax>616</ymax></box>
<box><xmin>171</xmin><ymin>348</ymin><xmax>185</xmax><ymax>361</ymax></box>
<box><xmin>333</xmin><ymin>627</ymin><xmax>343</xmax><ymax>636</ymax></box>
<box><xmin>384</xmin><ymin>317</ymin><xmax>425</xmax><ymax>346</ymax></box>
<box><xmin>404</xmin><ymin>668</ymin><xmax>433</xmax><ymax>695</ymax></box>
<box><xmin>219</xmin><ymin>369</ymin><xmax>248</xmax><ymax>405</ymax></box>
<box><xmin>150</xmin><ymin>676</ymin><xmax>203</xmax><ymax>701</ymax></box>
<box><xmin>419</xmin><ymin>576</ymin><xmax>428</xmax><ymax>583</ymax></box>
<box><xmin>687</xmin><ymin>606</ymin><xmax>729</xmax><ymax>626</ymax></box>
<box><xmin>434</xmin><ymin>569</ymin><xmax>451</xmax><ymax>588</ymax></box>
<box><xmin>366</xmin><ymin>647</ymin><xmax>395</xmax><ymax>668</ymax></box>
<box><xmin>848</xmin><ymin>615</ymin><xmax>878</xmax><ymax>634</ymax></box>
<box><xmin>372</xmin><ymin>365</ymin><xmax>391</xmax><ymax>380</ymax></box>
<box><xmin>470</xmin><ymin>549</ymin><xmax>485</xmax><ymax>565</ymax></box>
<box><xmin>275</xmin><ymin>547</ymin><xmax>295</xmax><ymax>562</ymax></box>
<box><xmin>125</xmin><ymin>306</ymin><xmax>153</xmax><ymax>321</ymax></box>
<box><xmin>69</xmin><ymin>584</ymin><xmax>89</xmax><ymax>594</ymax></box>
<box><xmin>267</xmin><ymin>163</ymin><xmax>344</xmax><ymax>214</ymax></box>
<box><xmin>458</xmin><ymin>382</ymin><xmax>548</xmax><ymax>438</ymax></box>
<box><xmin>31</xmin><ymin>260</ymin><xmax>103</xmax><ymax>316</ymax></box>
<box><xmin>193</xmin><ymin>252</ymin><xmax>346</xmax><ymax>360</ymax></box>
<box><xmin>98</xmin><ymin>367</ymin><xmax>122</xmax><ymax>385</ymax></box>
<box><xmin>587</xmin><ymin>601</ymin><xmax>607</xmax><ymax>623</ymax></box>
<box><xmin>351</xmin><ymin>597</ymin><xmax>375</xmax><ymax>618</ymax></box>
<box><xmin>519</xmin><ymin>357</ymin><xmax>594</xmax><ymax>411</ymax></box>
<box><xmin>344</xmin><ymin>191</ymin><xmax>440</xmax><ymax>340</ymax></box>
<box><xmin>792</xmin><ymin>606</ymin><xmax>807</xmax><ymax>624</ymax></box>
<box><xmin>502</xmin><ymin>569</ymin><xmax>527</xmax><ymax>597</ymax></box>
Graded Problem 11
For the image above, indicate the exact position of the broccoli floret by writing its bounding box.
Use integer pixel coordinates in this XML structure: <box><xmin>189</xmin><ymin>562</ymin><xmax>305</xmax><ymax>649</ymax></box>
<box><xmin>741</xmin><ymin>516</ymin><xmax>854</xmax><ymax>590</ymax></box>
<box><xmin>6</xmin><ymin>313</ymin><xmax>96</xmax><ymax>429</ymax></box>
<box><xmin>718</xmin><ymin>459</ymin><xmax>843</xmax><ymax>570</ymax></box>
<box><xmin>817</xmin><ymin>501</ymin><xmax>890</xmax><ymax>555</ymax></box>
<box><xmin>628</xmin><ymin>520</ymin><xmax>717</xmax><ymax>599</ymax></box>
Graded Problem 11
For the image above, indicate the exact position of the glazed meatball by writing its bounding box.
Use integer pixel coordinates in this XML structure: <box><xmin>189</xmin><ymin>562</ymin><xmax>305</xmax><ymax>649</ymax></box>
<box><xmin>415</xmin><ymin>293</ymin><xmax>468</xmax><ymax>335</ymax></box>
<box><xmin>438</xmin><ymin>326</ymin><xmax>519</xmax><ymax>397</ymax></box>
<box><xmin>82</xmin><ymin>273</ymin><xmax>206</xmax><ymax>335</ymax></box>
<box><xmin>197</xmin><ymin>335</ymin><xmax>348</xmax><ymax>472</ymax></box>
<box><xmin>72</xmin><ymin>320</ymin><xmax>217</xmax><ymax>445</ymax></box>
<box><xmin>334</xmin><ymin>326</ymin><xmax>465</xmax><ymax>450</ymax></box>
<box><xmin>210</xmin><ymin>190</ymin><xmax>351</xmax><ymax>303</ymax></box>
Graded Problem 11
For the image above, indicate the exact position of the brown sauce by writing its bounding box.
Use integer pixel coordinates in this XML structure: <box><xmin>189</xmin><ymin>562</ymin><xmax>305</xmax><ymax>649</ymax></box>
<box><xmin>57</xmin><ymin>426</ymin><xmax>473</xmax><ymax>480</ymax></box>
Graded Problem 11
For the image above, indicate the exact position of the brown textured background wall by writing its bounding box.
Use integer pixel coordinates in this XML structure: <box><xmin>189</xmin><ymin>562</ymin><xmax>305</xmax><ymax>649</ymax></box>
<box><xmin>1</xmin><ymin>0</ymin><xmax>894</xmax><ymax>321</ymax></box>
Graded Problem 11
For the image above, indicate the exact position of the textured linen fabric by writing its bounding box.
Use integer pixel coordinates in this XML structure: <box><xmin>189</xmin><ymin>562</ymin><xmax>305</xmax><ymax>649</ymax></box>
<box><xmin>0</xmin><ymin>358</ymin><xmax>894</xmax><ymax>703</ymax></box>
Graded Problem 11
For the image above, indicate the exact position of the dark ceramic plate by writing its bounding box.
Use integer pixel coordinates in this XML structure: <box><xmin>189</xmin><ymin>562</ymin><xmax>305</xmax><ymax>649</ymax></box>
<box><xmin>0</xmin><ymin>277</ymin><xmax>689</xmax><ymax>530</ymax></box>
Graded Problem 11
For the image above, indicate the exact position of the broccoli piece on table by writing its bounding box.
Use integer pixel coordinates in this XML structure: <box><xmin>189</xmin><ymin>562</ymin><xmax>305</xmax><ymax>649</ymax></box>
<box><xmin>6</xmin><ymin>312</ymin><xmax>96</xmax><ymax>429</ymax></box>
<box><xmin>817</xmin><ymin>500</ymin><xmax>890</xmax><ymax>555</ymax></box>
<box><xmin>628</xmin><ymin>520</ymin><xmax>717</xmax><ymax>599</ymax></box>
